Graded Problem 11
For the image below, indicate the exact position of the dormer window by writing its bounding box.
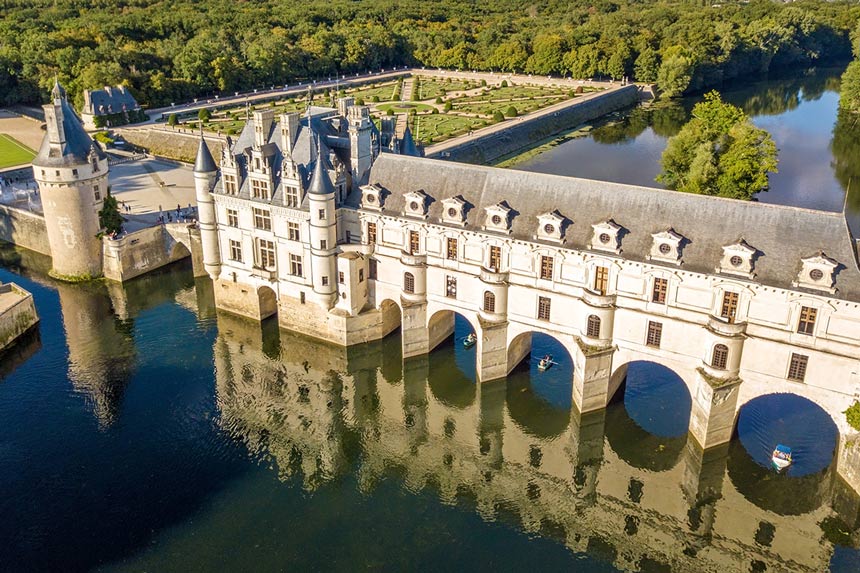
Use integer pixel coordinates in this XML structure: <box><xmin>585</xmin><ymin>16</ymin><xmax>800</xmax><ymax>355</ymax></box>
<box><xmin>718</xmin><ymin>240</ymin><xmax>756</xmax><ymax>278</ymax></box>
<box><xmin>484</xmin><ymin>202</ymin><xmax>513</xmax><ymax>234</ymax></box>
<box><xmin>590</xmin><ymin>220</ymin><xmax>622</xmax><ymax>253</ymax></box>
<box><xmin>361</xmin><ymin>184</ymin><xmax>384</xmax><ymax>211</ymax></box>
<box><xmin>535</xmin><ymin>211</ymin><xmax>565</xmax><ymax>243</ymax></box>
<box><xmin>403</xmin><ymin>190</ymin><xmax>428</xmax><ymax>218</ymax></box>
<box><xmin>794</xmin><ymin>252</ymin><xmax>838</xmax><ymax>293</ymax></box>
<box><xmin>649</xmin><ymin>229</ymin><xmax>684</xmax><ymax>264</ymax></box>
<box><xmin>441</xmin><ymin>196</ymin><xmax>467</xmax><ymax>225</ymax></box>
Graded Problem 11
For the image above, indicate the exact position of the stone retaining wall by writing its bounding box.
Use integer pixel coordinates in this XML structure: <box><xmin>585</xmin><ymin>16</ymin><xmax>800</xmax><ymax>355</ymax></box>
<box><xmin>0</xmin><ymin>282</ymin><xmax>39</xmax><ymax>352</ymax></box>
<box><xmin>0</xmin><ymin>204</ymin><xmax>50</xmax><ymax>256</ymax></box>
<box><xmin>427</xmin><ymin>85</ymin><xmax>641</xmax><ymax>165</ymax></box>
<box><xmin>102</xmin><ymin>223</ymin><xmax>198</xmax><ymax>282</ymax></box>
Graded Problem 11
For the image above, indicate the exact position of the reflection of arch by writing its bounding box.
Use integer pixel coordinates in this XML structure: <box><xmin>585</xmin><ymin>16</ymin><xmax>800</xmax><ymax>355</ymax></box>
<box><xmin>427</xmin><ymin>310</ymin><xmax>477</xmax><ymax>408</ymax></box>
<box><xmin>604</xmin><ymin>400</ymin><xmax>688</xmax><ymax>472</ymax></box>
<box><xmin>726</xmin><ymin>393</ymin><xmax>839</xmax><ymax>515</ymax></box>
<box><xmin>257</xmin><ymin>285</ymin><xmax>277</xmax><ymax>319</ymax></box>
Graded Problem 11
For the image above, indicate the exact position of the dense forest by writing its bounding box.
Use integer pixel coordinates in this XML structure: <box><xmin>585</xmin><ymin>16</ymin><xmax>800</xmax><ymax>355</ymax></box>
<box><xmin>1</xmin><ymin>0</ymin><xmax>859</xmax><ymax>109</ymax></box>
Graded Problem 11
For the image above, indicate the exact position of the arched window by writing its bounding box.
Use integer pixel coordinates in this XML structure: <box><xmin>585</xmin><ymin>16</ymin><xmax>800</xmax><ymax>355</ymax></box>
<box><xmin>586</xmin><ymin>315</ymin><xmax>601</xmax><ymax>338</ymax></box>
<box><xmin>403</xmin><ymin>272</ymin><xmax>415</xmax><ymax>294</ymax></box>
<box><xmin>711</xmin><ymin>344</ymin><xmax>729</xmax><ymax>370</ymax></box>
<box><xmin>483</xmin><ymin>291</ymin><xmax>495</xmax><ymax>312</ymax></box>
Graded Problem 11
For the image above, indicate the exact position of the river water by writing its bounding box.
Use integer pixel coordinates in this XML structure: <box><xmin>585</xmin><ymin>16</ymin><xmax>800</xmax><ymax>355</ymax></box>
<box><xmin>2</xmin><ymin>69</ymin><xmax>860</xmax><ymax>572</ymax></box>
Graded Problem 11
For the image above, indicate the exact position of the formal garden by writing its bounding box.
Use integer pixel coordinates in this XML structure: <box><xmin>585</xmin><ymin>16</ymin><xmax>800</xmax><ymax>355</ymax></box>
<box><xmin>169</xmin><ymin>75</ymin><xmax>602</xmax><ymax>147</ymax></box>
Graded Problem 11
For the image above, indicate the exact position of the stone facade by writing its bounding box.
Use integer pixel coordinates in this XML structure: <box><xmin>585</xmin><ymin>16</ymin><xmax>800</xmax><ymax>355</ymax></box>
<box><xmin>0</xmin><ymin>281</ymin><xmax>38</xmax><ymax>352</ymax></box>
<box><xmin>200</xmin><ymin>101</ymin><xmax>860</xmax><ymax>458</ymax></box>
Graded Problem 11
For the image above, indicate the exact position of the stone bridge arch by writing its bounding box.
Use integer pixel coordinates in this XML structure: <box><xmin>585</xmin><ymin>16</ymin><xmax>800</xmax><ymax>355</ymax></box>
<box><xmin>505</xmin><ymin>323</ymin><xmax>579</xmax><ymax>377</ymax></box>
<box><xmin>163</xmin><ymin>222</ymin><xmax>205</xmax><ymax>277</ymax></box>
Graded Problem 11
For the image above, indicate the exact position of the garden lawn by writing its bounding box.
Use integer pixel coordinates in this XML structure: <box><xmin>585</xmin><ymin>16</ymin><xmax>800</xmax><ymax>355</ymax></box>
<box><xmin>410</xmin><ymin>114</ymin><xmax>489</xmax><ymax>145</ymax></box>
<box><xmin>0</xmin><ymin>133</ymin><xmax>36</xmax><ymax>168</ymax></box>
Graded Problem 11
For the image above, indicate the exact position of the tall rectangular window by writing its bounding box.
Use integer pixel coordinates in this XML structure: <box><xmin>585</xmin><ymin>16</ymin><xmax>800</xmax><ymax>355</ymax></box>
<box><xmin>652</xmin><ymin>278</ymin><xmax>668</xmax><ymax>303</ymax></box>
<box><xmin>367</xmin><ymin>222</ymin><xmax>377</xmax><ymax>244</ymax></box>
<box><xmin>404</xmin><ymin>272</ymin><xmax>415</xmax><ymax>294</ymax></box>
<box><xmin>287</xmin><ymin>222</ymin><xmax>300</xmax><ymax>241</ymax></box>
<box><xmin>409</xmin><ymin>231</ymin><xmax>420</xmax><ymax>254</ymax></box>
<box><xmin>318</xmin><ymin>209</ymin><xmax>325</xmax><ymax>220</ymax></box>
<box><xmin>720</xmin><ymin>292</ymin><xmax>739</xmax><ymax>323</ymax></box>
<box><xmin>289</xmin><ymin>254</ymin><xmax>303</xmax><ymax>277</ymax></box>
<box><xmin>257</xmin><ymin>239</ymin><xmax>276</xmax><ymax>269</ymax></box>
<box><xmin>253</xmin><ymin>208</ymin><xmax>271</xmax><ymax>231</ymax></box>
<box><xmin>251</xmin><ymin>179</ymin><xmax>269</xmax><ymax>200</ymax></box>
<box><xmin>338</xmin><ymin>271</ymin><xmax>345</xmax><ymax>284</ymax></box>
<box><xmin>594</xmin><ymin>266</ymin><xmax>609</xmax><ymax>294</ymax></box>
<box><xmin>446</xmin><ymin>238</ymin><xmax>458</xmax><ymax>260</ymax></box>
<box><xmin>646</xmin><ymin>321</ymin><xmax>663</xmax><ymax>348</ymax></box>
<box><xmin>358</xmin><ymin>269</ymin><xmax>364</xmax><ymax>283</ymax></box>
<box><xmin>537</xmin><ymin>296</ymin><xmax>551</xmax><ymax>321</ymax></box>
<box><xmin>540</xmin><ymin>256</ymin><xmax>554</xmax><ymax>280</ymax></box>
<box><xmin>489</xmin><ymin>246</ymin><xmax>501</xmax><ymax>271</ymax></box>
<box><xmin>229</xmin><ymin>239</ymin><xmax>242</xmax><ymax>262</ymax></box>
<box><xmin>223</xmin><ymin>174</ymin><xmax>237</xmax><ymax>194</ymax></box>
<box><xmin>227</xmin><ymin>209</ymin><xmax>239</xmax><ymax>227</ymax></box>
<box><xmin>788</xmin><ymin>353</ymin><xmax>808</xmax><ymax>382</ymax></box>
<box><xmin>797</xmin><ymin>306</ymin><xmax>817</xmax><ymax>335</ymax></box>
<box><xmin>369</xmin><ymin>259</ymin><xmax>377</xmax><ymax>280</ymax></box>
<box><xmin>285</xmin><ymin>186</ymin><xmax>299</xmax><ymax>208</ymax></box>
<box><xmin>446</xmin><ymin>276</ymin><xmax>457</xmax><ymax>298</ymax></box>
<box><xmin>320</xmin><ymin>239</ymin><xmax>327</xmax><ymax>250</ymax></box>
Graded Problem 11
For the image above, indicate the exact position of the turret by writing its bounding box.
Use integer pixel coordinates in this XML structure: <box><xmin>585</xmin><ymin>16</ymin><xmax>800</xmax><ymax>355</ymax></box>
<box><xmin>307</xmin><ymin>140</ymin><xmax>338</xmax><ymax>309</ymax></box>
<box><xmin>347</xmin><ymin>105</ymin><xmax>373</xmax><ymax>191</ymax></box>
<box><xmin>194</xmin><ymin>134</ymin><xmax>221</xmax><ymax>280</ymax></box>
<box><xmin>32</xmin><ymin>80</ymin><xmax>107</xmax><ymax>279</ymax></box>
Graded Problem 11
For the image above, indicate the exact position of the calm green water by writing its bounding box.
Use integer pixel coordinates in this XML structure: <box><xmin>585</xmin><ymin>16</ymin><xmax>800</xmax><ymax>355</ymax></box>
<box><xmin>1</xmin><ymin>244</ymin><xmax>859</xmax><ymax>572</ymax></box>
<box><xmin>517</xmin><ymin>68</ymin><xmax>860</xmax><ymax>226</ymax></box>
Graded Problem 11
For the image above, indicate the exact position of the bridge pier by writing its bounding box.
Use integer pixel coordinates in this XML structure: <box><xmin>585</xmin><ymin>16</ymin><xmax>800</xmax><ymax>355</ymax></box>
<box><xmin>477</xmin><ymin>318</ymin><xmax>512</xmax><ymax>382</ymax></box>
<box><xmin>689</xmin><ymin>368</ymin><xmax>743</xmax><ymax>450</ymax></box>
<box><xmin>572</xmin><ymin>339</ymin><xmax>616</xmax><ymax>413</ymax></box>
<box><xmin>401</xmin><ymin>299</ymin><xmax>430</xmax><ymax>358</ymax></box>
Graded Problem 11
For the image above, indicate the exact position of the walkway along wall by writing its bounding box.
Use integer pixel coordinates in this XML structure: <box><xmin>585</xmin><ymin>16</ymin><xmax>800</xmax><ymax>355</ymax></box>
<box><xmin>102</xmin><ymin>222</ymin><xmax>205</xmax><ymax>282</ymax></box>
<box><xmin>425</xmin><ymin>84</ymin><xmax>641</xmax><ymax>164</ymax></box>
<box><xmin>0</xmin><ymin>204</ymin><xmax>50</xmax><ymax>256</ymax></box>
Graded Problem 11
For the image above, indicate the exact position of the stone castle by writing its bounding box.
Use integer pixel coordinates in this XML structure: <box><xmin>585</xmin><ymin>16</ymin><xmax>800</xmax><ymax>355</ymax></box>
<box><xmin>20</xmin><ymin>83</ymin><xmax>860</xmax><ymax>493</ymax></box>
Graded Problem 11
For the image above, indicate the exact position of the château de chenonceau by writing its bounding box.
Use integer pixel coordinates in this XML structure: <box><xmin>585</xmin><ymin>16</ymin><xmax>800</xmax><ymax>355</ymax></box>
<box><xmin>9</xmin><ymin>79</ymin><xmax>860</xmax><ymax>503</ymax></box>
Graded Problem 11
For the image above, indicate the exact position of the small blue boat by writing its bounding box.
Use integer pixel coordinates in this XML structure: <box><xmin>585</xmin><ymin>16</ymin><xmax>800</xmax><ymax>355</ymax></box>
<box><xmin>463</xmin><ymin>333</ymin><xmax>477</xmax><ymax>349</ymax></box>
<box><xmin>772</xmin><ymin>444</ymin><xmax>792</xmax><ymax>471</ymax></box>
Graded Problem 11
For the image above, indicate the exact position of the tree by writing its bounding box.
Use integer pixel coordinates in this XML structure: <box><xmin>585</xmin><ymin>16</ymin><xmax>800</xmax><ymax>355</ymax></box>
<box><xmin>657</xmin><ymin>91</ymin><xmax>777</xmax><ymax>200</ymax></box>
<box><xmin>839</xmin><ymin>60</ymin><xmax>860</xmax><ymax>114</ymax></box>
<box><xmin>492</xmin><ymin>110</ymin><xmax>505</xmax><ymax>122</ymax></box>
<box><xmin>98</xmin><ymin>188</ymin><xmax>124</xmax><ymax>236</ymax></box>
<box><xmin>167</xmin><ymin>114</ymin><xmax>178</xmax><ymax>127</ymax></box>
<box><xmin>443</xmin><ymin>101</ymin><xmax>452</xmax><ymax>112</ymax></box>
<box><xmin>198</xmin><ymin>108</ymin><xmax>211</xmax><ymax>122</ymax></box>
<box><xmin>505</xmin><ymin>106</ymin><xmax>518</xmax><ymax>117</ymax></box>
<box><xmin>634</xmin><ymin>48</ymin><xmax>660</xmax><ymax>83</ymax></box>
<box><xmin>657</xmin><ymin>46</ymin><xmax>695</xmax><ymax>98</ymax></box>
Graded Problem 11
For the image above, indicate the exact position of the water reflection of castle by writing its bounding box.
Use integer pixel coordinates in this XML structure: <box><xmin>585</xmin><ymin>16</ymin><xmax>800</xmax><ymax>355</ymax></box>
<box><xmin>214</xmin><ymin>314</ymin><xmax>860</xmax><ymax>573</ymax></box>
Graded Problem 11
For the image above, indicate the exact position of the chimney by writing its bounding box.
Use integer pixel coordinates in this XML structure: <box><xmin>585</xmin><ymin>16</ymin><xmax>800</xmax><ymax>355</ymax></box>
<box><xmin>83</xmin><ymin>90</ymin><xmax>92</xmax><ymax>113</ymax></box>
<box><xmin>281</xmin><ymin>112</ymin><xmax>300</xmax><ymax>154</ymax></box>
<box><xmin>337</xmin><ymin>97</ymin><xmax>355</xmax><ymax>118</ymax></box>
<box><xmin>253</xmin><ymin>109</ymin><xmax>274</xmax><ymax>148</ymax></box>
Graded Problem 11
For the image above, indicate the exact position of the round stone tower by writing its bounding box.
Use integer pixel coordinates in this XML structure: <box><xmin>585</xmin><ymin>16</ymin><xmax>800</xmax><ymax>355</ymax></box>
<box><xmin>32</xmin><ymin>80</ymin><xmax>108</xmax><ymax>279</ymax></box>
<box><xmin>307</xmin><ymin>142</ymin><xmax>338</xmax><ymax>309</ymax></box>
<box><xmin>193</xmin><ymin>134</ymin><xmax>221</xmax><ymax>280</ymax></box>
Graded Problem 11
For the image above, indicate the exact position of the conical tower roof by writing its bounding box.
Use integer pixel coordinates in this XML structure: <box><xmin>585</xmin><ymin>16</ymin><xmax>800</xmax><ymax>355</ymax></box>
<box><xmin>308</xmin><ymin>141</ymin><xmax>336</xmax><ymax>196</ymax></box>
<box><xmin>400</xmin><ymin>126</ymin><xmax>422</xmax><ymax>157</ymax></box>
<box><xmin>194</xmin><ymin>133</ymin><xmax>217</xmax><ymax>173</ymax></box>
<box><xmin>33</xmin><ymin>80</ymin><xmax>105</xmax><ymax>168</ymax></box>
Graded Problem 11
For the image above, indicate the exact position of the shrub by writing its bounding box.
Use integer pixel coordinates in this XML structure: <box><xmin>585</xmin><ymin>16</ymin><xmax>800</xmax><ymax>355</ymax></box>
<box><xmin>93</xmin><ymin>131</ymin><xmax>114</xmax><ymax>145</ymax></box>
<box><xmin>846</xmin><ymin>401</ymin><xmax>860</xmax><ymax>431</ymax></box>
<box><xmin>167</xmin><ymin>114</ymin><xmax>178</xmax><ymax>127</ymax></box>
<box><xmin>501</xmin><ymin>80</ymin><xmax>508</xmax><ymax>87</ymax></box>
<box><xmin>198</xmin><ymin>108</ymin><xmax>211</xmax><ymax>122</ymax></box>
<box><xmin>355</xmin><ymin>97</ymin><xmax>365</xmax><ymax>105</ymax></box>
<box><xmin>188</xmin><ymin>121</ymin><xmax>198</xmax><ymax>129</ymax></box>
<box><xmin>492</xmin><ymin>110</ymin><xmax>505</xmax><ymax>122</ymax></box>
<box><xmin>371</xmin><ymin>95</ymin><xmax>379</xmax><ymax>102</ymax></box>
<box><xmin>505</xmin><ymin>106</ymin><xmax>518</xmax><ymax>118</ymax></box>
<box><xmin>443</xmin><ymin>101</ymin><xmax>452</xmax><ymax>112</ymax></box>
<box><xmin>386</xmin><ymin>108</ymin><xmax>394</xmax><ymax>116</ymax></box>
<box><xmin>481</xmin><ymin>79</ymin><xmax>487</xmax><ymax>86</ymax></box>
<box><xmin>435</xmin><ymin>97</ymin><xmax>442</xmax><ymax>104</ymax></box>
<box><xmin>431</xmin><ymin>108</ymin><xmax>439</xmax><ymax>114</ymax></box>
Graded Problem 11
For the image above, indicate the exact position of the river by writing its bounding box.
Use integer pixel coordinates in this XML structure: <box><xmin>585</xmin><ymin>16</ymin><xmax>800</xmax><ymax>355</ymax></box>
<box><xmin>2</xmin><ymin>68</ymin><xmax>860</xmax><ymax>572</ymax></box>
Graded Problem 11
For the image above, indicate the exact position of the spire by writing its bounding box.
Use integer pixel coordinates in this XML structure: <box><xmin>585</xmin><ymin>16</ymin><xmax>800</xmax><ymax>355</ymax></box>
<box><xmin>194</xmin><ymin>130</ymin><xmax>217</xmax><ymax>174</ymax></box>
<box><xmin>399</xmin><ymin>125</ymin><xmax>422</xmax><ymax>157</ymax></box>
<box><xmin>308</xmin><ymin>138</ymin><xmax>335</xmax><ymax>196</ymax></box>
<box><xmin>51</xmin><ymin>76</ymin><xmax>66</xmax><ymax>101</ymax></box>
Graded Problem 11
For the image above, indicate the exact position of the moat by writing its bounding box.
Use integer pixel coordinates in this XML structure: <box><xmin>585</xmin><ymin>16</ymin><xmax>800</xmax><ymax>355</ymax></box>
<box><xmin>2</xmin><ymin>68</ymin><xmax>860</xmax><ymax>572</ymax></box>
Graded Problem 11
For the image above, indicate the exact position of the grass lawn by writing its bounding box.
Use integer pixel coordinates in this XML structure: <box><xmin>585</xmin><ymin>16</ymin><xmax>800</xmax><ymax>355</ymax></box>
<box><xmin>376</xmin><ymin>102</ymin><xmax>437</xmax><ymax>114</ymax></box>
<box><xmin>416</xmin><ymin>78</ymin><xmax>482</xmax><ymax>100</ymax></box>
<box><xmin>345</xmin><ymin>81</ymin><xmax>399</xmax><ymax>103</ymax></box>
<box><xmin>0</xmin><ymin>133</ymin><xmax>36</xmax><ymax>168</ymax></box>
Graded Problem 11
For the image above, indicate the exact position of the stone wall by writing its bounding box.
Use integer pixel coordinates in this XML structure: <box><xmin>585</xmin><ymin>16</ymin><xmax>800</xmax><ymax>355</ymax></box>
<box><xmin>0</xmin><ymin>282</ymin><xmax>39</xmax><ymax>352</ymax></box>
<box><xmin>839</xmin><ymin>433</ymin><xmax>860</xmax><ymax>497</ymax></box>
<box><xmin>0</xmin><ymin>204</ymin><xmax>50</xmax><ymax>256</ymax></box>
<box><xmin>102</xmin><ymin>224</ymin><xmax>195</xmax><ymax>282</ymax></box>
<box><xmin>115</xmin><ymin>128</ymin><xmax>226</xmax><ymax>166</ymax></box>
<box><xmin>427</xmin><ymin>85</ymin><xmax>641</xmax><ymax>165</ymax></box>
